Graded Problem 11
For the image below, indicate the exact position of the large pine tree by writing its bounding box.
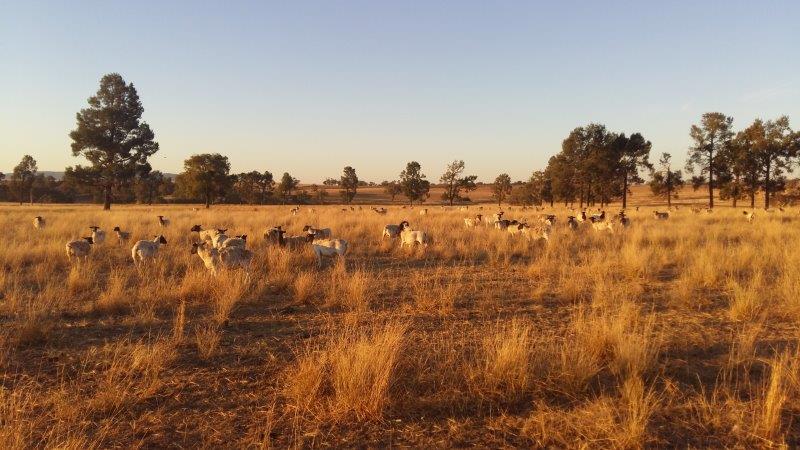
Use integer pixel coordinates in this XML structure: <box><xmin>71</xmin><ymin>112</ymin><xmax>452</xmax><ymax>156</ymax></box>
<box><xmin>67</xmin><ymin>73</ymin><xmax>159</xmax><ymax>210</ymax></box>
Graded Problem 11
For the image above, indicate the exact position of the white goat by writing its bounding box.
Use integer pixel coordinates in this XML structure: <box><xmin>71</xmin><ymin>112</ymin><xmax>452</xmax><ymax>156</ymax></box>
<box><xmin>419</xmin><ymin>208</ymin><xmax>428</xmax><ymax>215</ymax></box>
<box><xmin>302</xmin><ymin>225</ymin><xmax>332</xmax><ymax>240</ymax></box>
<box><xmin>464</xmin><ymin>214</ymin><xmax>483</xmax><ymax>228</ymax></box>
<box><xmin>398</xmin><ymin>221</ymin><xmax>432</xmax><ymax>248</ymax></box>
<box><xmin>88</xmin><ymin>226</ymin><xmax>106</xmax><ymax>245</ymax></box>
<box><xmin>131</xmin><ymin>235</ymin><xmax>168</xmax><ymax>265</ymax></box>
<box><xmin>112</xmin><ymin>226</ymin><xmax>131</xmax><ymax>245</ymax></box>
<box><xmin>65</xmin><ymin>236</ymin><xmax>93</xmax><ymax>263</ymax></box>
<box><xmin>33</xmin><ymin>216</ymin><xmax>46</xmax><ymax>229</ymax></box>
<box><xmin>592</xmin><ymin>221</ymin><xmax>614</xmax><ymax>233</ymax></box>
<box><xmin>221</xmin><ymin>235</ymin><xmax>247</xmax><ymax>249</ymax></box>
<box><xmin>311</xmin><ymin>238</ymin><xmax>348</xmax><ymax>267</ymax></box>
<box><xmin>191</xmin><ymin>241</ymin><xmax>253</xmax><ymax>274</ymax></box>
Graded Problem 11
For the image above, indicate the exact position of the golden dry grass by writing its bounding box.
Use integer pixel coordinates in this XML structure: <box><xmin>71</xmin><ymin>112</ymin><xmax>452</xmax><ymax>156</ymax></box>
<box><xmin>1</xmin><ymin>199</ymin><xmax>800</xmax><ymax>447</ymax></box>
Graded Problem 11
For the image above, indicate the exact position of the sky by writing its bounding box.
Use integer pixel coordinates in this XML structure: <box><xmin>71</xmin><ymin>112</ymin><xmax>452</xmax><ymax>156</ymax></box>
<box><xmin>1</xmin><ymin>0</ymin><xmax>798</xmax><ymax>183</ymax></box>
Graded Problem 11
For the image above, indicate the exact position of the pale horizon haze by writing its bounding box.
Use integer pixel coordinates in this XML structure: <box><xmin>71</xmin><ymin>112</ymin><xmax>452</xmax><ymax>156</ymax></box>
<box><xmin>1</xmin><ymin>1</ymin><xmax>798</xmax><ymax>183</ymax></box>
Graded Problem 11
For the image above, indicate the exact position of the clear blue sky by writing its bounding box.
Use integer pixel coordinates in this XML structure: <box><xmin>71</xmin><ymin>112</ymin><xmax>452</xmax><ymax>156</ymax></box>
<box><xmin>1</xmin><ymin>1</ymin><xmax>798</xmax><ymax>183</ymax></box>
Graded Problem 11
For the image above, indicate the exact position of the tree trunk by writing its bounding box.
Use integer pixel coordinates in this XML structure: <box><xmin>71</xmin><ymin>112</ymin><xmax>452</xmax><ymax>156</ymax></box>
<box><xmin>750</xmin><ymin>191</ymin><xmax>756</xmax><ymax>208</ymax></box>
<box><xmin>103</xmin><ymin>186</ymin><xmax>112</xmax><ymax>210</ymax></box>
<box><xmin>29</xmin><ymin>188</ymin><xmax>34</xmax><ymax>205</ymax></box>
<box><xmin>205</xmin><ymin>192</ymin><xmax>211</xmax><ymax>209</ymax></box>
<box><xmin>764</xmin><ymin>160</ymin><xmax>771</xmax><ymax>210</ymax></box>
<box><xmin>708</xmin><ymin>150</ymin><xmax>714</xmax><ymax>209</ymax></box>
<box><xmin>622</xmin><ymin>172</ymin><xmax>628</xmax><ymax>209</ymax></box>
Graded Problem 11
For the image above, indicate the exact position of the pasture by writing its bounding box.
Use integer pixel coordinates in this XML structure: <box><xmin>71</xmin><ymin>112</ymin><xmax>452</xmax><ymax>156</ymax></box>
<box><xmin>1</xmin><ymin>203</ymin><xmax>800</xmax><ymax>448</ymax></box>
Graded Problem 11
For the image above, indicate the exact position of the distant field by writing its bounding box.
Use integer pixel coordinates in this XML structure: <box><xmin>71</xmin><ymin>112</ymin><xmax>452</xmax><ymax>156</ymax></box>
<box><xmin>266</xmin><ymin>183</ymin><xmax>764</xmax><ymax>207</ymax></box>
<box><xmin>2</xmin><ymin>202</ymin><xmax>799</xmax><ymax>447</ymax></box>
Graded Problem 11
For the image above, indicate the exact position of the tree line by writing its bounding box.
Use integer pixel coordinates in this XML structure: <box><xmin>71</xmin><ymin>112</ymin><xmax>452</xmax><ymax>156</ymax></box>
<box><xmin>4</xmin><ymin>74</ymin><xmax>799</xmax><ymax>209</ymax></box>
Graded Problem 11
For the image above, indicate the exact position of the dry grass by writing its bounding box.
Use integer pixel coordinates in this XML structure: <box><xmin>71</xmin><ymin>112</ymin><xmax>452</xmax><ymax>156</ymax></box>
<box><xmin>2</xmin><ymin>200</ymin><xmax>800</xmax><ymax>447</ymax></box>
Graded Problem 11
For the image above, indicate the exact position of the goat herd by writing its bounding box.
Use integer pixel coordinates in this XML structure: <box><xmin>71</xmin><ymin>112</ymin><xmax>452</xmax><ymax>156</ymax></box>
<box><xmin>33</xmin><ymin>203</ymin><xmax>768</xmax><ymax>274</ymax></box>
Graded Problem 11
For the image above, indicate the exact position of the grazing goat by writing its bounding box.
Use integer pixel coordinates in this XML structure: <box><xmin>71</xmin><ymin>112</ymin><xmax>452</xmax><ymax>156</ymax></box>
<box><xmin>592</xmin><ymin>220</ymin><xmax>614</xmax><ymax>233</ymax></box>
<box><xmin>191</xmin><ymin>241</ymin><xmax>253</xmax><ymax>274</ymax></box>
<box><xmin>157</xmin><ymin>215</ymin><xmax>170</xmax><ymax>227</ymax></box>
<box><xmin>290</xmin><ymin>206</ymin><xmax>300</xmax><ymax>215</ymax></box>
<box><xmin>464</xmin><ymin>214</ymin><xmax>483</xmax><ymax>228</ymax></box>
<box><xmin>302</xmin><ymin>225</ymin><xmax>332</xmax><ymax>240</ymax></box>
<box><xmin>131</xmin><ymin>235</ymin><xmax>168</xmax><ymax>265</ymax></box>
<box><xmin>744</xmin><ymin>211</ymin><xmax>755</xmax><ymax>223</ymax></box>
<box><xmin>589</xmin><ymin>211</ymin><xmax>606</xmax><ymax>223</ymax></box>
<box><xmin>653</xmin><ymin>211</ymin><xmax>670</xmax><ymax>220</ymax></box>
<box><xmin>221</xmin><ymin>235</ymin><xmax>247</xmax><ymax>249</ymax></box>
<box><xmin>112</xmin><ymin>226</ymin><xmax>131</xmax><ymax>245</ymax></box>
<box><xmin>311</xmin><ymin>238</ymin><xmax>348</xmax><ymax>267</ymax></box>
<box><xmin>521</xmin><ymin>225</ymin><xmax>550</xmax><ymax>242</ymax></box>
<box><xmin>88</xmin><ymin>226</ymin><xmax>106</xmax><ymax>245</ymax></box>
<box><xmin>33</xmin><ymin>216</ymin><xmax>45</xmax><ymax>229</ymax></box>
<box><xmin>399</xmin><ymin>221</ymin><xmax>432</xmax><ymax>248</ymax></box>
<box><xmin>65</xmin><ymin>237</ymin><xmax>93</xmax><ymax>263</ymax></box>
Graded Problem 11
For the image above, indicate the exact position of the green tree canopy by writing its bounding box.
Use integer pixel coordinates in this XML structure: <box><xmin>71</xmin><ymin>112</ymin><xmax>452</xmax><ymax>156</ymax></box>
<box><xmin>339</xmin><ymin>166</ymin><xmax>359</xmax><ymax>204</ymax></box>
<box><xmin>649</xmin><ymin>153</ymin><xmax>684</xmax><ymax>207</ymax></box>
<box><xmin>276</xmin><ymin>172</ymin><xmax>300</xmax><ymax>203</ymax></box>
<box><xmin>687</xmin><ymin>112</ymin><xmax>734</xmax><ymax>208</ymax></box>
<box><xmin>399</xmin><ymin>162</ymin><xmax>430</xmax><ymax>206</ymax></box>
<box><xmin>11</xmin><ymin>154</ymin><xmax>38</xmax><ymax>204</ymax></box>
<box><xmin>66</xmin><ymin>73</ymin><xmax>159</xmax><ymax>210</ymax></box>
<box><xmin>175</xmin><ymin>153</ymin><xmax>233</xmax><ymax>208</ymax></box>
<box><xmin>439</xmin><ymin>160</ymin><xmax>477</xmax><ymax>206</ymax></box>
<box><xmin>492</xmin><ymin>173</ymin><xmax>513</xmax><ymax>206</ymax></box>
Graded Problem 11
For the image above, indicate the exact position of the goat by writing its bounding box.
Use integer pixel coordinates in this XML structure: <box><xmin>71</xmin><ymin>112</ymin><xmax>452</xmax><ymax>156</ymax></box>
<box><xmin>302</xmin><ymin>225</ymin><xmax>331</xmax><ymax>240</ymax></box>
<box><xmin>311</xmin><ymin>238</ymin><xmax>348</xmax><ymax>267</ymax></box>
<box><xmin>419</xmin><ymin>208</ymin><xmax>428</xmax><ymax>215</ymax></box>
<box><xmin>88</xmin><ymin>226</ymin><xmax>106</xmax><ymax>245</ymax></box>
<box><xmin>589</xmin><ymin>211</ymin><xmax>606</xmax><ymax>223</ymax></box>
<box><xmin>399</xmin><ymin>221</ymin><xmax>432</xmax><ymax>248</ymax></box>
<box><xmin>33</xmin><ymin>216</ymin><xmax>45</xmax><ymax>229</ymax></box>
<box><xmin>191</xmin><ymin>241</ymin><xmax>253</xmax><ymax>274</ymax></box>
<box><xmin>521</xmin><ymin>225</ymin><xmax>550</xmax><ymax>242</ymax></box>
<box><xmin>540</xmin><ymin>214</ymin><xmax>556</xmax><ymax>227</ymax></box>
<box><xmin>382</xmin><ymin>223</ymin><xmax>403</xmax><ymax>239</ymax></box>
<box><xmin>566</xmin><ymin>216</ymin><xmax>579</xmax><ymax>230</ymax></box>
<box><xmin>743</xmin><ymin>211</ymin><xmax>755</xmax><ymax>223</ymax></box>
<box><xmin>221</xmin><ymin>235</ymin><xmax>247</xmax><ymax>249</ymax></box>
<box><xmin>191</xmin><ymin>224</ymin><xmax>222</xmax><ymax>243</ymax></box>
<box><xmin>592</xmin><ymin>220</ymin><xmax>614</xmax><ymax>233</ymax></box>
<box><xmin>653</xmin><ymin>211</ymin><xmax>670</xmax><ymax>220</ymax></box>
<box><xmin>464</xmin><ymin>214</ymin><xmax>483</xmax><ymax>228</ymax></box>
<box><xmin>157</xmin><ymin>215</ymin><xmax>170</xmax><ymax>227</ymax></box>
<box><xmin>66</xmin><ymin>237</ymin><xmax>93</xmax><ymax>263</ymax></box>
<box><xmin>131</xmin><ymin>235</ymin><xmax>168</xmax><ymax>265</ymax></box>
<box><xmin>112</xmin><ymin>226</ymin><xmax>131</xmax><ymax>245</ymax></box>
